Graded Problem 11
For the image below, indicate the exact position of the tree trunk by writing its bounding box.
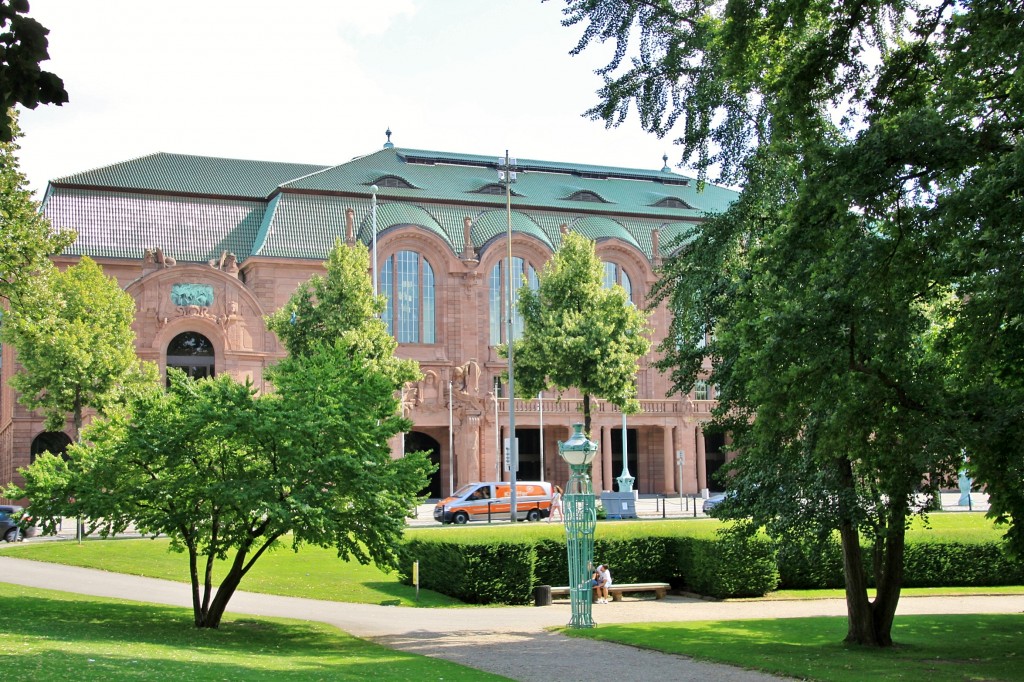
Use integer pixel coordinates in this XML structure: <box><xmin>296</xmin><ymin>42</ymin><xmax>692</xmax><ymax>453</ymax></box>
<box><xmin>836</xmin><ymin>456</ymin><xmax>903</xmax><ymax>647</ymax></box>
<box><xmin>839</xmin><ymin>516</ymin><xmax>880</xmax><ymax>645</ymax></box>
<box><xmin>187</xmin><ymin>545</ymin><xmax>205</xmax><ymax>628</ymax></box>
<box><xmin>583</xmin><ymin>393</ymin><xmax>592</xmax><ymax>438</ymax></box>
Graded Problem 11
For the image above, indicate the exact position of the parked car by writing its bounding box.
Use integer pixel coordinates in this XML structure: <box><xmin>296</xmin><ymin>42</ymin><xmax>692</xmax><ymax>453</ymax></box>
<box><xmin>701</xmin><ymin>492</ymin><xmax>728</xmax><ymax>515</ymax></box>
<box><xmin>0</xmin><ymin>505</ymin><xmax>39</xmax><ymax>542</ymax></box>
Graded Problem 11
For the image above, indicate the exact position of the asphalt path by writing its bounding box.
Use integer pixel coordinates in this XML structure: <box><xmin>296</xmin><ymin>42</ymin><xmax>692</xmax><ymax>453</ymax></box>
<box><xmin>2</xmin><ymin>555</ymin><xmax>1022</xmax><ymax>681</ymax></box>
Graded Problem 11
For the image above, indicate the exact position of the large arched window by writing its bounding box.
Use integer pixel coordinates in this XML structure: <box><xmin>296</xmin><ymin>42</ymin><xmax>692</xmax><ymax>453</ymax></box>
<box><xmin>166</xmin><ymin>331</ymin><xmax>215</xmax><ymax>384</ymax></box>
<box><xmin>30</xmin><ymin>431</ymin><xmax>72</xmax><ymax>464</ymax></box>
<box><xmin>381</xmin><ymin>250</ymin><xmax>435</xmax><ymax>344</ymax></box>
<box><xmin>489</xmin><ymin>256</ymin><xmax>539</xmax><ymax>345</ymax></box>
<box><xmin>603</xmin><ymin>262</ymin><xmax>633</xmax><ymax>303</ymax></box>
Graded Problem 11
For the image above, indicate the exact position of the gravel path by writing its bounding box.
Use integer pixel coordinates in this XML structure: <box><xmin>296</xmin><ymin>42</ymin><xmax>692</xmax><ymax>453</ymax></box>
<box><xmin>2</xmin><ymin>555</ymin><xmax>1022</xmax><ymax>681</ymax></box>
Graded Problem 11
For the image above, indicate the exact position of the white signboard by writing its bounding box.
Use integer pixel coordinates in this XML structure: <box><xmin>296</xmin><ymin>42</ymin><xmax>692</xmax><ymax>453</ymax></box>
<box><xmin>503</xmin><ymin>438</ymin><xmax>520</xmax><ymax>472</ymax></box>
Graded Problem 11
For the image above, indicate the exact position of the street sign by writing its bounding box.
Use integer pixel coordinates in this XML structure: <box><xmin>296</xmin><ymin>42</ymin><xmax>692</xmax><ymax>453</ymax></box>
<box><xmin>503</xmin><ymin>437</ymin><xmax>520</xmax><ymax>472</ymax></box>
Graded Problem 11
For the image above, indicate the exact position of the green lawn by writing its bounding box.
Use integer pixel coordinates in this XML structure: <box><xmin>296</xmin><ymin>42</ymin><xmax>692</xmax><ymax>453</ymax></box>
<box><xmin>0</xmin><ymin>582</ymin><xmax>508</xmax><ymax>681</ymax></box>
<box><xmin>565</xmin><ymin>614</ymin><xmax>1024</xmax><ymax>682</ymax></box>
<box><xmin>0</xmin><ymin>538</ymin><xmax>462</xmax><ymax>607</ymax></box>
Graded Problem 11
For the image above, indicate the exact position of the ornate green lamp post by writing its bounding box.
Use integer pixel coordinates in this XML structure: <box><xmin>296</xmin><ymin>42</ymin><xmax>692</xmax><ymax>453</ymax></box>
<box><xmin>558</xmin><ymin>422</ymin><xmax>598</xmax><ymax>628</ymax></box>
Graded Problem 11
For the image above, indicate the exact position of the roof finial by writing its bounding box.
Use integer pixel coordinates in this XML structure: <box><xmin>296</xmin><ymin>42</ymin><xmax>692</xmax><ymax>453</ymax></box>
<box><xmin>661</xmin><ymin>153</ymin><xmax>671</xmax><ymax>173</ymax></box>
<box><xmin>383</xmin><ymin>127</ymin><xmax>394</xmax><ymax>149</ymax></box>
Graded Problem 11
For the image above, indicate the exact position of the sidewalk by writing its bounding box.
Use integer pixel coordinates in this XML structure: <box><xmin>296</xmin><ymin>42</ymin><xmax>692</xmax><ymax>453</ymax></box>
<box><xmin>408</xmin><ymin>490</ymin><xmax>990</xmax><ymax>526</ymax></box>
<box><xmin>2</xmin><ymin>555</ymin><xmax>1021</xmax><ymax>681</ymax></box>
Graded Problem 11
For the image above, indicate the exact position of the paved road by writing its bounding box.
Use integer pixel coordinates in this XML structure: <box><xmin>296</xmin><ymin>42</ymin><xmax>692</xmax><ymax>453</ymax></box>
<box><xmin>2</xmin><ymin>555</ymin><xmax>1021</xmax><ymax>681</ymax></box>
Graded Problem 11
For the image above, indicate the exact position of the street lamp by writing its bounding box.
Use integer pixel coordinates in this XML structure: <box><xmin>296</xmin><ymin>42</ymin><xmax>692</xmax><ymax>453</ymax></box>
<box><xmin>498</xmin><ymin>151</ymin><xmax>519</xmax><ymax>522</ymax></box>
<box><xmin>617</xmin><ymin>407</ymin><xmax>635</xmax><ymax>493</ymax></box>
<box><xmin>558</xmin><ymin>422</ymin><xmax>598</xmax><ymax>628</ymax></box>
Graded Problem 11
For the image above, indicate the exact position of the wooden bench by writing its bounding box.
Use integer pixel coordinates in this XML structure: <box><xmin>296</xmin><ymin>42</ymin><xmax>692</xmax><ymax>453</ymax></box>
<box><xmin>548</xmin><ymin>582</ymin><xmax>671</xmax><ymax>602</ymax></box>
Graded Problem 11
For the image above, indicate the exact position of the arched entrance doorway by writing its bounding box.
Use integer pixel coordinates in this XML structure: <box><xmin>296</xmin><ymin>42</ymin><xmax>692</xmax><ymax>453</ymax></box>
<box><xmin>30</xmin><ymin>431</ymin><xmax>72</xmax><ymax>464</ymax></box>
<box><xmin>166</xmin><ymin>331</ymin><xmax>215</xmax><ymax>384</ymax></box>
<box><xmin>405</xmin><ymin>431</ymin><xmax>442</xmax><ymax>498</ymax></box>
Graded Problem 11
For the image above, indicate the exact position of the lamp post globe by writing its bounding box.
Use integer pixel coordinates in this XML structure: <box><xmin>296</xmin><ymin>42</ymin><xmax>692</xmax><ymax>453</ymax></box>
<box><xmin>558</xmin><ymin>422</ymin><xmax>598</xmax><ymax>628</ymax></box>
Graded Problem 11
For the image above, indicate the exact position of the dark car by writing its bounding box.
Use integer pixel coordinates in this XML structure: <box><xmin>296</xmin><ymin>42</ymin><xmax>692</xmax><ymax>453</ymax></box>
<box><xmin>0</xmin><ymin>504</ymin><xmax>39</xmax><ymax>542</ymax></box>
<box><xmin>701</xmin><ymin>492</ymin><xmax>728</xmax><ymax>515</ymax></box>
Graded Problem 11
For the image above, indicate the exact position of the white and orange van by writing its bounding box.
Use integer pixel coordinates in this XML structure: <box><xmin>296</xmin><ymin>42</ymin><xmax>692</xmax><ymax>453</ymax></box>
<box><xmin>433</xmin><ymin>481</ymin><xmax>553</xmax><ymax>524</ymax></box>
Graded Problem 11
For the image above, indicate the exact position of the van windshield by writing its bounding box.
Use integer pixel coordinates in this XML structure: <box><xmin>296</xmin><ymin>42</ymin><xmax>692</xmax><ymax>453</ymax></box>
<box><xmin>453</xmin><ymin>484</ymin><xmax>479</xmax><ymax>497</ymax></box>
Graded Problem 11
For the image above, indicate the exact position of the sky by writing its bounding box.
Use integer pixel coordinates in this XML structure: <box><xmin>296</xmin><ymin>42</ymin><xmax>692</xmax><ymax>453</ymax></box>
<box><xmin>15</xmin><ymin>0</ymin><xmax>690</xmax><ymax>199</ymax></box>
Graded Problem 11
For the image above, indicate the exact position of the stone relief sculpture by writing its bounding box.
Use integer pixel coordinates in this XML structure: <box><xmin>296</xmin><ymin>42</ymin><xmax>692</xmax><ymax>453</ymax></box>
<box><xmin>146</xmin><ymin>247</ymin><xmax>176</xmax><ymax>267</ymax></box>
<box><xmin>418</xmin><ymin>370</ymin><xmax>441</xmax><ymax>408</ymax></box>
<box><xmin>209</xmin><ymin>251</ymin><xmax>239</xmax><ymax>276</ymax></box>
<box><xmin>450</xmin><ymin>359</ymin><xmax>486</xmax><ymax>413</ymax></box>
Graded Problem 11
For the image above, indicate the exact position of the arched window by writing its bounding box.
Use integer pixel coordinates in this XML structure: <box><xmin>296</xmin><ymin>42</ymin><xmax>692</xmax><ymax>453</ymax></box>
<box><xmin>30</xmin><ymin>431</ymin><xmax>72</xmax><ymax>464</ymax></box>
<box><xmin>166</xmin><ymin>331</ymin><xmax>215</xmax><ymax>384</ymax></box>
<box><xmin>381</xmin><ymin>250</ymin><xmax>435</xmax><ymax>344</ymax></box>
<box><xmin>489</xmin><ymin>257</ymin><xmax>539</xmax><ymax>345</ymax></box>
<box><xmin>603</xmin><ymin>262</ymin><xmax>634</xmax><ymax>303</ymax></box>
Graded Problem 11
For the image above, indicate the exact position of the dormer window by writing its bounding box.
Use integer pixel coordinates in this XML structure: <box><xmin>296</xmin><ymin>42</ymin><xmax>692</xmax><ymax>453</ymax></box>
<box><xmin>370</xmin><ymin>175</ymin><xmax>416</xmax><ymax>189</ymax></box>
<box><xmin>473</xmin><ymin>183</ymin><xmax>521</xmax><ymax>196</ymax></box>
<box><xmin>565</xmin><ymin>190</ymin><xmax>608</xmax><ymax>203</ymax></box>
<box><xmin>653</xmin><ymin>197</ymin><xmax>692</xmax><ymax>209</ymax></box>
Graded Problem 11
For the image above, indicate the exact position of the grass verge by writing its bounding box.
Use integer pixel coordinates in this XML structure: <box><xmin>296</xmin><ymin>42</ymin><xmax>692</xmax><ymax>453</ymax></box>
<box><xmin>0</xmin><ymin>582</ymin><xmax>507</xmax><ymax>681</ymax></box>
<box><xmin>0</xmin><ymin>538</ymin><xmax>462</xmax><ymax>607</ymax></box>
<box><xmin>564</xmin><ymin>614</ymin><xmax>1024</xmax><ymax>682</ymax></box>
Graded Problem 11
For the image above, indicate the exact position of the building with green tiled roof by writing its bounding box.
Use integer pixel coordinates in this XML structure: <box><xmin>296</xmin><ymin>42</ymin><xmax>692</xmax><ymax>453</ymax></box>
<box><xmin>2</xmin><ymin>138</ymin><xmax>737</xmax><ymax>502</ymax></box>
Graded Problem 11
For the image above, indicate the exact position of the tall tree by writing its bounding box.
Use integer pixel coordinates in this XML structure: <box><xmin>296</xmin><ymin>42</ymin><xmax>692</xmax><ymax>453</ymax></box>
<box><xmin>507</xmin><ymin>231</ymin><xmax>651</xmax><ymax>436</ymax></box>
<box><xmin>560</xmin><ymin>0</ymin><xmax>1023</xmax><ymax>646</ymax></box>
<box><xmin>0</xmin><ymin>114</ymin><xmax>73</xmax><ymax>302</ymax></box>
<box><xmin>0</xmin><ymin>0</ymin><xmax>68</xmax><ymax>141</ymax></box>
<box><xmin>8</xmin><ymin>241</ymin><xmax>431</xmax><ymax>629</ymax></box>
<box><xmin>0</xmin><ymin>255</ymin><xmax>152</xmax><ymax>438</ymax></box>
<box><xmin>265</xmin><ymin>239</ymin><xmax>415</xmax><ymax>380</ymax></box>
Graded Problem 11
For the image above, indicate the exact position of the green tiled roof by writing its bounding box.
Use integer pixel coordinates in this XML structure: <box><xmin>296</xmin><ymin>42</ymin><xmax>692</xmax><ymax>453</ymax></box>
<box><xmin>470</xmin><ymin>210</ymin><xmax>552</xmax><ymax>252</ymax></box>
<box><xmin>53</xmin><ymin>152</ymin><xmax>330</xmax><ymax>199</ymax></box>
<box><xmin>44</xmin><ymin>188</ymin><xmax>266</xmax><ymax>262</ymax></box>
<box><xmin>357</xmin><ymin>203</ymin><xmax>454</xmax><ymax>251</ymax></box>
<box><xmin>568</xmin><ymin>215</ymin><xmax>640</xmax><ymax>250</ymax></box>
<box><xmin>285</xmin><ymin>148</ymin><xmax>736</xmax><ymax>216</ymax></box>
<box><xmin>42</xmin><ymin>146</ymin><xmax>738</xmax><ymax>264</ymax></box>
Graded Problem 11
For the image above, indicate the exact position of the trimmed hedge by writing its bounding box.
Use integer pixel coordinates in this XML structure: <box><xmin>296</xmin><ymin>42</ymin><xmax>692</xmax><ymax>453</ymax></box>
<box><xmin>901</xmin><ymin>542</ymin><xmax>1024</xmax><ymax>587</ymax></box>
<box><xmin>676</xmin><ymin>535</ymin><xmax>780</xmax><ymax>598</ymax></box>
<box><xmin>776</xmin><ymin>538</ymin><xmax>1024</xmax><ymax>589</ymax></box>
<box><xmin>399</xmin><ymin>529</ymin><xmax>1024</xmax><ymax>605</ymax></box>
<box><xmin>398</xmin><ymin>531</ymin><xmax>777</xmax><ymax>604</ymax></box>
<box><xmin>398</xmin><ymin>539</ymin><xmax>536</xmax><ymax>605</ymax></box>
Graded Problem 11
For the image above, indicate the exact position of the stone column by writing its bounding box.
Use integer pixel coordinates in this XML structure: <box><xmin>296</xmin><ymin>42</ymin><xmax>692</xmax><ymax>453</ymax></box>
<box><xmin>696</xmin><ymin>425</ymin><xmax>708</xmax><ymax>494</ymax></box>
<box><xmin>662</xmin><ymin>425</ymin><xmax>676</xmax><ymax>494</ymax></box>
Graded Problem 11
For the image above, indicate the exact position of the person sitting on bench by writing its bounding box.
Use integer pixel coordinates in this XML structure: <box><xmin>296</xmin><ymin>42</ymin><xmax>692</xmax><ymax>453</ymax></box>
<box><xmin>592</xmin><ymin>564</ymin><xmax>612</xmax><ymax>604</ymax></box>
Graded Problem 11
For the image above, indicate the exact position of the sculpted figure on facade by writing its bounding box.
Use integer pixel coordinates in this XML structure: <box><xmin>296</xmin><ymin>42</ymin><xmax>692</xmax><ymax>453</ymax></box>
<box><xmin>417</xmin><ymin>369</ymin><xmax>441</xmax><ymax>410</ymax></box>
<box><xmin>451</xmin><ymin>359</ymin><xmax>480</xmax><ymax>402</ymax></box>
<box><xmin>209</xmin><ymin>251</ymin><xmax>239</xmax><ymax>276</ymax></box>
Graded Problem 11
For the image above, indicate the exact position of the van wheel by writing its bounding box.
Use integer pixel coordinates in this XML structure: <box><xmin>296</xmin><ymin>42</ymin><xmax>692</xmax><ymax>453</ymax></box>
<box><xmin>4</xmin><ymin>528</ymin><xmax>21</xmax><ymax>543</ymax></box>
<box><xmin>527</xmin><ymin>509</ymin><xmax>541</xmax><ymax>522</ymax></box>
<box><xmin>453</xmin><ymin>511</ymin><xmax>469</xmax><ymax>525</ymax></box>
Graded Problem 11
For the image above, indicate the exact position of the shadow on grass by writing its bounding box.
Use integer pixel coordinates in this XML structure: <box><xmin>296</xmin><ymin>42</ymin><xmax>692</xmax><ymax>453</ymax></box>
<box><xmin>2</xmin><ymin>588</ymin><xmax>503</xmax><ymax>681</ymax></box>
<box><xmin>567</xmin><ymin>614</ymin><xmax>1024</xmax><ymax>682</ymax></box>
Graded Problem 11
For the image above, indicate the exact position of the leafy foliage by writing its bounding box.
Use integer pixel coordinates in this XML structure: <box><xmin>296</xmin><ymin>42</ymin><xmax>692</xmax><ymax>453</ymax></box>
<box><xmin>0</xmin><ymin>255</ymin><xmax>154</xmax><ymax>436</ymax></box>
<box><xmin>0</xmin><ymin>114</ymin><xmax>73</xmax><ymax>300</ymax></box>
<box><xmin>8</xmin><ymin>241</ymin><xmax>431</xmax><ymax>628</ymax></box>
<box><xmin>559</xmin><ymin>0</ymin><xmax>1024</xmax><ymax>646</ymax></box>
<box><xmin>507</xmin><ymin>231</ymin><xmax>651</xmax><ymax>434</ymax></box>
<box><xmin>0</xmin><ymin>1</ymin><xmax>68</xmax><ymax>141</ymax></box>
